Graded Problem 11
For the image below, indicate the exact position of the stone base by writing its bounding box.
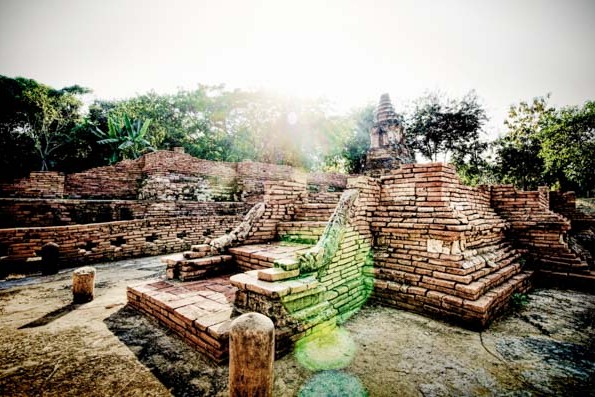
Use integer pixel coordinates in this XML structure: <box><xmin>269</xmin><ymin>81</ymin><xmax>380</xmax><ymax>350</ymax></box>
<box><xmin>126</xmin><ymin>276</ymin><xmax>236</xmax><ymax>363</ymax></box>
<box><xmin>364</xmin><ymin>148</ymin><xmax>413</xmax><ymax>178</ymax></box>
<box><xmin>371</xmin><ymin>271</ymin><xmax>534</xmax><ymax>329</ymax></box>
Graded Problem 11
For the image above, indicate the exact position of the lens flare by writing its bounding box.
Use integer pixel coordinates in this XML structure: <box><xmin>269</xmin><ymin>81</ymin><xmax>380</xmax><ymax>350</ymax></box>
<box><xmin>294</xmin><ymin>326</ymin><xmax>356</xmax><ymax>371</ymax></box>
<box><xmin>298</xmin><ymin>370</ymin><xmax>368</xmax><ymax>397</ymax></box>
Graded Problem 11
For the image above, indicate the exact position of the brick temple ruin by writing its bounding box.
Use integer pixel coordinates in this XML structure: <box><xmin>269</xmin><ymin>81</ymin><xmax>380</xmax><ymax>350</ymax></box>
<box><xmin>1</xmin><ymin>94</ymin><xmax>593</xmax><ymax>363</ymax></box>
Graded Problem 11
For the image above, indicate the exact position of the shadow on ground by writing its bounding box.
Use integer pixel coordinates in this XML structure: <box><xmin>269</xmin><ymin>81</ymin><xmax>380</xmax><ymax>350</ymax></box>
<box><xmin>104</xmin><ymin>305</ymin><xmax>229</xmax><ymax>397</ymax></box>
<box><xmin>18</xmin><ymin>303</ymin><xmax>78</xmax><ymax>329</ymax></box>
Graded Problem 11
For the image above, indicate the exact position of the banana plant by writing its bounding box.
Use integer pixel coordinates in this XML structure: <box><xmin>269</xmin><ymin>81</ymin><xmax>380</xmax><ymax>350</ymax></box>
<box><xmin>93</xmin><ymin>113</ymin><xmax>154</xmax><ymax>163</ymax></box>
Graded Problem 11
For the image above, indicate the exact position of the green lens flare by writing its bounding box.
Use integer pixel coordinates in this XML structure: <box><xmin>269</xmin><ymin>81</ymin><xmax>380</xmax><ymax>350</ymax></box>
<box><xmin>298</xmin><ymin>370</ymin><xmax>368</xmax><ymax>397</ymax></box>
<box><xmin>294</xmin><ymin>326</ymin><xmax>356</xmax><ymax>371</ymax></box>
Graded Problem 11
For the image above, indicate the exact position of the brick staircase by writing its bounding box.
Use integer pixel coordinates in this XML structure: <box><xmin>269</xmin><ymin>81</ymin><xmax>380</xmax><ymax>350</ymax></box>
<box><xmin>127</xmin><ymin>189</ymin><xmax>346</xmax><ymax>361</ymax></box>
<box><xmin>276</xmin><ymin>192</ymin><xmax>341</xmax><ymax>244</ymax></box>
<box><xmin>490</xmin><ymin>186</ymin><xmax>590</xmax><ymax>275</ymax></box>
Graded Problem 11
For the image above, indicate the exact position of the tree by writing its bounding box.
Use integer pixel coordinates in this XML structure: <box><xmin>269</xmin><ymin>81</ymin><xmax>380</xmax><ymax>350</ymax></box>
<box><xmin>494</xmin><ymin>96</ymin><xmax>554</xmax><ymax>190</ymax></box>
<box><xmin>93</xmin><ymin>113</ymin><xmax>154</xmax><ymax>163</ymax></box>
<box><xmin>539</xmin><ymin>101</ymin><xmax>595</xmax><ymax>195</ymax></box>
<box><xmin>407</xmin><ymin>91</ymin><xmax>487</xmax><ymax>163</ymax></box>
<box><xmin>337</xmin><ymin>105</ymin><xmax>374</xmax><ymax>174</ymax></box>
<box><xmin>0</xmin><ymin>75</ymin><xmax>90</xmax><ymax>176</ymax></box>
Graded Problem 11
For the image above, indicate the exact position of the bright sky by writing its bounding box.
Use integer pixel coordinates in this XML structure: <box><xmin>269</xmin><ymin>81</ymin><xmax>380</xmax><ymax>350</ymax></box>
<box><xmin>1</xmin><ymin>0</ymin><xmax>594</xmax><ymax>138</ymax></box>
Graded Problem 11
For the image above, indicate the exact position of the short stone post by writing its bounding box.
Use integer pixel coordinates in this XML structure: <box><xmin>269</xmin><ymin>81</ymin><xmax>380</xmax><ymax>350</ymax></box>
<box><xmin>72</xmin><ymin>266</ymin><xmax>96</xmax><ymax>303</ymax></box>
<box><xmin>40</xmin><ymin>242</ymin><xmax>60</xmax><ymax>276</ymax></box>
<box><xmin>229</xmin><ymin>312</ymin><xmax>275</xmax><ymax>397</ymax></box>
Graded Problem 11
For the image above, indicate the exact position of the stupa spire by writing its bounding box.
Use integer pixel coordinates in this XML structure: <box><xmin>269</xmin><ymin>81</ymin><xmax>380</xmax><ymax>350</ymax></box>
<box><xmin>364</xmin><ymin>93</ymin><xmax>415</xmax><ymax>177</ymax></box>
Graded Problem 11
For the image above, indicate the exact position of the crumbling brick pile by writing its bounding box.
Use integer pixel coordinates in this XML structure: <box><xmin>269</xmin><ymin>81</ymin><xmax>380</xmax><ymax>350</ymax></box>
<box><xmin>138</xmin><ymin>174</ymin><xmax>238</xmax><ymax>202</ymax></box>
<box><xmin>370</xmin><ymin>163</ymin><xmax>531</xmax><ymax>327</ymax></box>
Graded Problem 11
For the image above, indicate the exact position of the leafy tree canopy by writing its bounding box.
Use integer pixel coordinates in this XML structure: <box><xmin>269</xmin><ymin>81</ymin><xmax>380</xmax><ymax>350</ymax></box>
<box><xmin>0</xmin><ymin>75</ymin><xmax>90</xmax><ymax>178</ymax></box>
<box><xmin>406</xmin><ymin>91</ymin><xmax>487</xmax><ymax>163</ymax></box>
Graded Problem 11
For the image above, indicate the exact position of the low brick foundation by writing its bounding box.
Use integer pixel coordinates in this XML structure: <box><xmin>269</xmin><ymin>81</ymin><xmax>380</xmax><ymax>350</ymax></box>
<box><xmin>0</xmin><ymin>215</ymin><xmax>242</xmax><ymax>271</ymax></box>
<box><xmin>127</xmin><ymin>276</ymin><xmax>236</xmax><ymax>363</ymax></box>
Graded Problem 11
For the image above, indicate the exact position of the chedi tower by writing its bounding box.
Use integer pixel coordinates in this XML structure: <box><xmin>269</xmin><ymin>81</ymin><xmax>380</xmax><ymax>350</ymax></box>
<box><xmin>364</xmin><ymin>93</ymin><xmax>414</xmax><ymax>176</ymax></box>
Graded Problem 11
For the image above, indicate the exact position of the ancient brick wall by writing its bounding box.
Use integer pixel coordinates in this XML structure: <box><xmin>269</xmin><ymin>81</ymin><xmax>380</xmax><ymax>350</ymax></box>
<box><xmin>139</xmin><ymin>151</ymin><xmax>239</xmax><ymax>201</ymax></box>
<box><xmin>0</xmin><ymin>172</ymin><xmax>65</xmax><ymax>198</ymax></box>
<box><xmin>138</xmin><ymin>174</ymin><xmax>238</xmax><ymax>202</ymax></box>
<box><xmin>65</xmin><ymin>159</ymin><xmax>144</xmax><ymax>199</ymax></box>
<box><xmin>549</xmin><ymin>191</ymin><xmax>580</xmax><ymax>220</ymax></box>
<box><xmin>0</xmin><ymin>199</ymin><xmax>250</xmax><ymax>228</ymax></box>
<box><xmin>241</xmin><ymin>180</ymin><xmax>307</xmax><ymax>245</ymax></box>
<box><xmin>370</xmin><ymin>163</ymin><xmax>530</xmax><ymax>327</ymax></box>
<box><xmin>0</xmin><ymin>215</ymin><xmax>242</xmax><ymax>269</ymax></box>
<box><xmin>0</xmin><ymin>150</ymin><xmax>346</xmax><ymax>204</ymax></box>
<box><xmin>490</xmin><ymin>185</ymin><xmax>587</xmax><ymax>272</ymax></box>
<box><xmin>306</xmin><ymin>172</ymin><xmax>348</xmax><ymax>193</ymax></box>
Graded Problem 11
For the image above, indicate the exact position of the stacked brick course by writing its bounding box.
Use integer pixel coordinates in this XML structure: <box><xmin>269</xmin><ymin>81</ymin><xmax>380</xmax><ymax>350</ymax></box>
<box><xmin>0</xmin><ymin>199</ymin><xmax>249</xmax><ymax>228</ymax></box>
<box><xmin>0</xmin><ymin>172</ymin><xmax>65</xmax><ymax>198</ymax></box>
<box><xmin>0</xmin><ymin>215</ymin><xmax>241</xmax><ymax>269</ymax></box>
<box><xmin>65</xmin><ymin>159</ymin><xmax>144</xmax><ymax>199</ymax></box>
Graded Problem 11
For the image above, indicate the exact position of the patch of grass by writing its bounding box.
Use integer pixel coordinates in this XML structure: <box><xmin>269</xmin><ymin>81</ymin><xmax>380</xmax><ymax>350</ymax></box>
<box><xmin>511</xmin><ymin>293</ymin><xmax>529</xmax><ymax>309</ymax></box>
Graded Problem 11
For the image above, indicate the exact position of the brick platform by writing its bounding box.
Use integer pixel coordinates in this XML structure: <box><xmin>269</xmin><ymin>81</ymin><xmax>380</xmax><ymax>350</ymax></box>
<box><xmin>229</xmin><ymin>242</ymin><xmax>312</xmax><ymax>271</ymax></box>
<box><xmin>127</xmin><ymin>276</ymin><xmax>236</xmax><ymax>363</ymax></box>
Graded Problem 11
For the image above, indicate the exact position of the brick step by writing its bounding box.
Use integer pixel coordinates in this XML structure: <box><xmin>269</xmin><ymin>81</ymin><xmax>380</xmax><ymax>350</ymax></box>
<box><xmin>306</xmin><ymin>192</ymin><xmax>342</xmax><ymax>204</ymax></box>
<box><xmin>294</xmin><ymin>203</ymin><xmax>337</xmax><ymax>221</ymax></box>
<box><xmin>374</xmin><ymin>242</ymin><xmax>520</xmax><ymax>278</ymax></box>
<box><xmin>277</xmin><ymin>221</ymin><xmax>327</xmax><ymax>243</ymax></box>
<box><xmin>257</xmin><ymin>267</ymin><xmax>300</xmax><ymax>282</ymax></box>
<box><xmin>373</xmin><ymin>270</ymin><xmax>533</xmax><ymax>328</ymax></box>
<box><xmin>536</xmin><ymin>257</ymin><xmax>589</xmax><ymax>271</ymax></box>
<box><xmin>230</xmin><ymin>242</ymin><xmax>312</xmax><ymax>272</ymax></box>
<box><xmin>127</xmin><ymin>277</ymin><xmax>237</xmax><ymax>363</ymax></box>
<box><xmin>162</xmin><ymin>253</ymin><xmax>233</xmax><ymax>280</ymax></box>
<box><xmin>179</xmin><ymin>255</ymin><xmax>233</xmax><ymax>281</ymax></box>
<box><xmin>534</xmin><ymin>250</ymin><xmax>583</xmax><ymax>261</ymax></box>
<box><xmin>184</xmin><ymin>244</ymin><xmax>213</xmax><ymax>259</ymax></box>
<box><xmin>373</xmin><ymin>260</ymin><xmax>524</xmax><ymax>302</ymax></box>
<box><xmin>537</xmin><ymin>269</ymin><xmax>595</xmax><ymax>290</ymax></box>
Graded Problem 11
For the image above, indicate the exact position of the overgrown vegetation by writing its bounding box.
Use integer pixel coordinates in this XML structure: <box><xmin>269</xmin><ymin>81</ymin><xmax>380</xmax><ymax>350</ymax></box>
<box><xmin>511</xmin><ymin>293</ymin><xmax>529</xmax><ymax>309</ymax></box>
<box><xmin>0</xmin><ymin>74</ymin><xmax>593</xmax><ymax>196</ymax></box>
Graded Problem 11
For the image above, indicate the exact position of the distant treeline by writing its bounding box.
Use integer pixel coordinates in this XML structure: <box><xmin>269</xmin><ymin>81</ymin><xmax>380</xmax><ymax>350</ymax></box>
<box><xmin>1</xmin><ymin>75</ymin><xmax>593</xmax><ymax>195</ymax></box>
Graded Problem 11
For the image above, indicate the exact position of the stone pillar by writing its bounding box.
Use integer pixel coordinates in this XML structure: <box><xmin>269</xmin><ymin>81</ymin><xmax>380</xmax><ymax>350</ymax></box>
<box><xmin>40</xmin><ymin>242</ymin><xmax>60</xmax><ymax>276</ymax></box>
<box><xmin>72</xmin><ymin>266</ymin><xmax>96</xmax><ymax>303</ymax></box>
<box><xmin>229</xmin><ymin>312</ymin><xmax>274</xmax><ymax>397</ymax></box>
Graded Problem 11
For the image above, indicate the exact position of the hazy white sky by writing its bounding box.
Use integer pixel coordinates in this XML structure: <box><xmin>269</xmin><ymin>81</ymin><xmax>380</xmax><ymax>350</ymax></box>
<box><xmin>1</xmin><ymin>0</ymin><xmax>594</xmax><ymax>137</ymax></box>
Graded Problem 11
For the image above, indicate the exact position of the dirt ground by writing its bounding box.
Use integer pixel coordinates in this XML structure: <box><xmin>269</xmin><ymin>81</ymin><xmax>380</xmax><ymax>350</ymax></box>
<box><xmin>0</xmin><ymin>256</ymin><xmax>593</xmax><ymax>397</ymax></box>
